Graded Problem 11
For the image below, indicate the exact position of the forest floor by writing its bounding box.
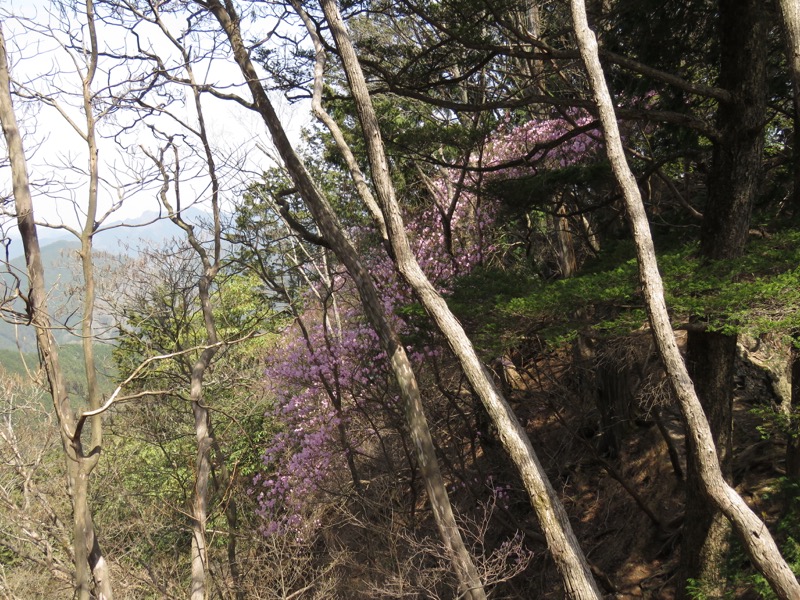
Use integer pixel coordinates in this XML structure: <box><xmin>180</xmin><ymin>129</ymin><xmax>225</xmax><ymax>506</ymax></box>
<box><xmin>503</xmin><ymin>348</ymin><xmax>791</xmax><ymax>599</ymax></box>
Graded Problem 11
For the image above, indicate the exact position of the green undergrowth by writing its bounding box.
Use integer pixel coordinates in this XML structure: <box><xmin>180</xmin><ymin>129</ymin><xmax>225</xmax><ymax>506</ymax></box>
<box><xmin>447</xmin><ymin>229</ymin><xmax>800</xmax><ymax>358</ymax></box>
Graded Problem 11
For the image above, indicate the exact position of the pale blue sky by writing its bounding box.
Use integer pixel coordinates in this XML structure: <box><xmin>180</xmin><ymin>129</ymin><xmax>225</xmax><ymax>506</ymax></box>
<box><xmin>0</xmin><ymin>1</ymin><xmax>309</xmax><ymax>249</ymax></box>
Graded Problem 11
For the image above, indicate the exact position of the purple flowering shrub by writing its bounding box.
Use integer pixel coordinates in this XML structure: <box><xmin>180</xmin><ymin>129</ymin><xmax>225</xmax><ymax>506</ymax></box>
<box><xmin>252</xmin><ymin>112</ymin><xmax>612</xmax><ymax>537</ymax></box>
<box><xmin>253</xmin><ymin>292</ymin><xmax>392</xmax><ymax>535</ymax></box>
<box><xmin>405</xmin><ymin>109</ymin><xmax>614</xmax><ymax>282</ymax></box>
<box><xmin>487</xmin><ymin>111</ymin><xmax>604</xmax><ymax>176</ymax></box>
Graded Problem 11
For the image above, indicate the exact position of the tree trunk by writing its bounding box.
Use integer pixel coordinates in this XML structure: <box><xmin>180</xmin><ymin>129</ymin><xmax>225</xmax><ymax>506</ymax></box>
<box><xmin>788</xmin><ymin>344</ymin><xmax>800</xmax><ymax>479</ymax></box>
<box><xmin>595</xmin><ymin>360</ymin><xmax>634</xmax><ymax>458</ymax></box>
<box><xmin>547</xmin><ymin>200</ymin><xmax>578</xmax><ymax>278</ymax></box>
<box><xmin>190</xmin><ymin>369</ymin><xmax>213</xmax><ymax>600</ymax></box>
<box><xmin>700</xmin><ymin>0</ymin><xmax>765</xmax><ymax>260</ymax></box>
<box><xmin>147</xmin><ymin>138</ymin><xmax>222</xmax><ymax>600</ymax></box>
<box><xmin>77</xmin><ymin>4</ymin><xmax>113</xmax><ymax>595</ymax></box>
<box><xmin>0</xmin><ymin>24</ymin><xmax>112</xmax><ymax>600</ymax></box>
<box><xmin>682</xmin><ymin>332</ymin><xmax>737</xmax><ymax>598</ymax></box>
<box><xmin>569</xmin><ymin>1</ymin><xmax>800</xmax><ymax>598</ymax></box>
<box><xmin>162</xmin><ymin>197</ymin><xmax>221</xmax><ymax>600</ymax></box>
<box><xmin>142</xmin><ymin>19</ymin><xmax>230</xmax><ymax>594</ymax></box>
<box><xmin>777</xmin><ymin>0</ymin><xmax>800</xmax><ymax>211</ymax></box>
<box><xmin>682</xmin><ymin>1</ymin><xmax>766</xmax><ymax>594</ymax></box>
<box><xmin>202</xmin><ymin>4</ymin><xmax>486</xmax><ymax>598</ymax></box>
<box><xmin>318</xmin><ymin>1</ymin><xmax>601</xmax><ymax>597</ymax></box>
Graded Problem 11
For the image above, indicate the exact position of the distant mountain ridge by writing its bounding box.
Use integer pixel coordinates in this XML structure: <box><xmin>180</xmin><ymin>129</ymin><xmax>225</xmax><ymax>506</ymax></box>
<box><xmin>0</xmin><ymin>207</ymin><xmax>213</xmax><ymax>352</ymax></box>
<box><xmin>6</xmin><ymin>207</ymin><xmax>211</xmax><ymax>261</ymax></box>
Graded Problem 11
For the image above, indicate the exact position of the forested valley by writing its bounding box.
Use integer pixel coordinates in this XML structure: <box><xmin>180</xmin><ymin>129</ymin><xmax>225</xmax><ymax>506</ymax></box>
<box><xmin>1</xmin><ymin>0</ymin><xmax>800</xmax><ymax>598</ymax></box>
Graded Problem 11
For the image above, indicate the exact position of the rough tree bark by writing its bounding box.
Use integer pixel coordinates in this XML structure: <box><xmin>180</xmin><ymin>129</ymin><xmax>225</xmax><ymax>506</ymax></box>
<box><xmin>683</xmin><ymin>332</ymin><xmax>737</xmax><ymax>597</ymax></box>
<box><xmin>699</xmin><ymin>0</ymin><xmax>766</xmax><ymax>262</ymax></box>
<box><xmin>789</xmin><ymin>345</ymin><xmax>800</xmax><ymax>479</ymax></box>
<box><xmin>0</xmin><ymin>22</ymin><xmax>112</xmax><ymax>600</ymax></box>
<box><xmin>316</xmin><ymin>1</ymin><xmax>603</xmax><ymax>598</ymax></box>
<box><xmin>777</xmin><ymin>0</ymin><xmax>800</xmax><ymax>211</ymax></box>
<box><xmin>201</xmin><ymin>2</ymin><xmax>486</xmax><ymax>598</ymax></box>
<box><xmin>683</xmin><ymin>1</ymin><xmax>767</xmax><ymax>594</ymax></box>
<box><xmin>569</xmin><ymin>1</ymin><xmax>800</xmax><ymax>598</ymax></box>
<box><xmin>549</xmin><ymin>201</ymin><xmax>578</xmax><ymax>278</ymax></box>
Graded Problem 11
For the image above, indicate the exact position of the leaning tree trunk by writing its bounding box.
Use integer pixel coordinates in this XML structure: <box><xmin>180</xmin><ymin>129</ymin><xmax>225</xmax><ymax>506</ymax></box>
<box><xmin>318</xmin><ymin>1</ymin><xmax>602</xmax><ymax>597</ymax></box>
<box><xmin>202</xmin><ymin>3</ymin><xmax>486</xmax><ymax>598</ymax></box>
<box><xmin>569</xmin><ymin>1</ymin><xmax>800</xmax><ymax>598</ymax></box>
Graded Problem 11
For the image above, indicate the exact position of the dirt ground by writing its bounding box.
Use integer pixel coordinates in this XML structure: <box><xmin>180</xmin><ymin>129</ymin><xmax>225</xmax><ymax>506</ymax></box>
<box><xmin>498</xmin><ymin>343</ymin><xmax>794</xmax><ymax>599</ymax></box>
